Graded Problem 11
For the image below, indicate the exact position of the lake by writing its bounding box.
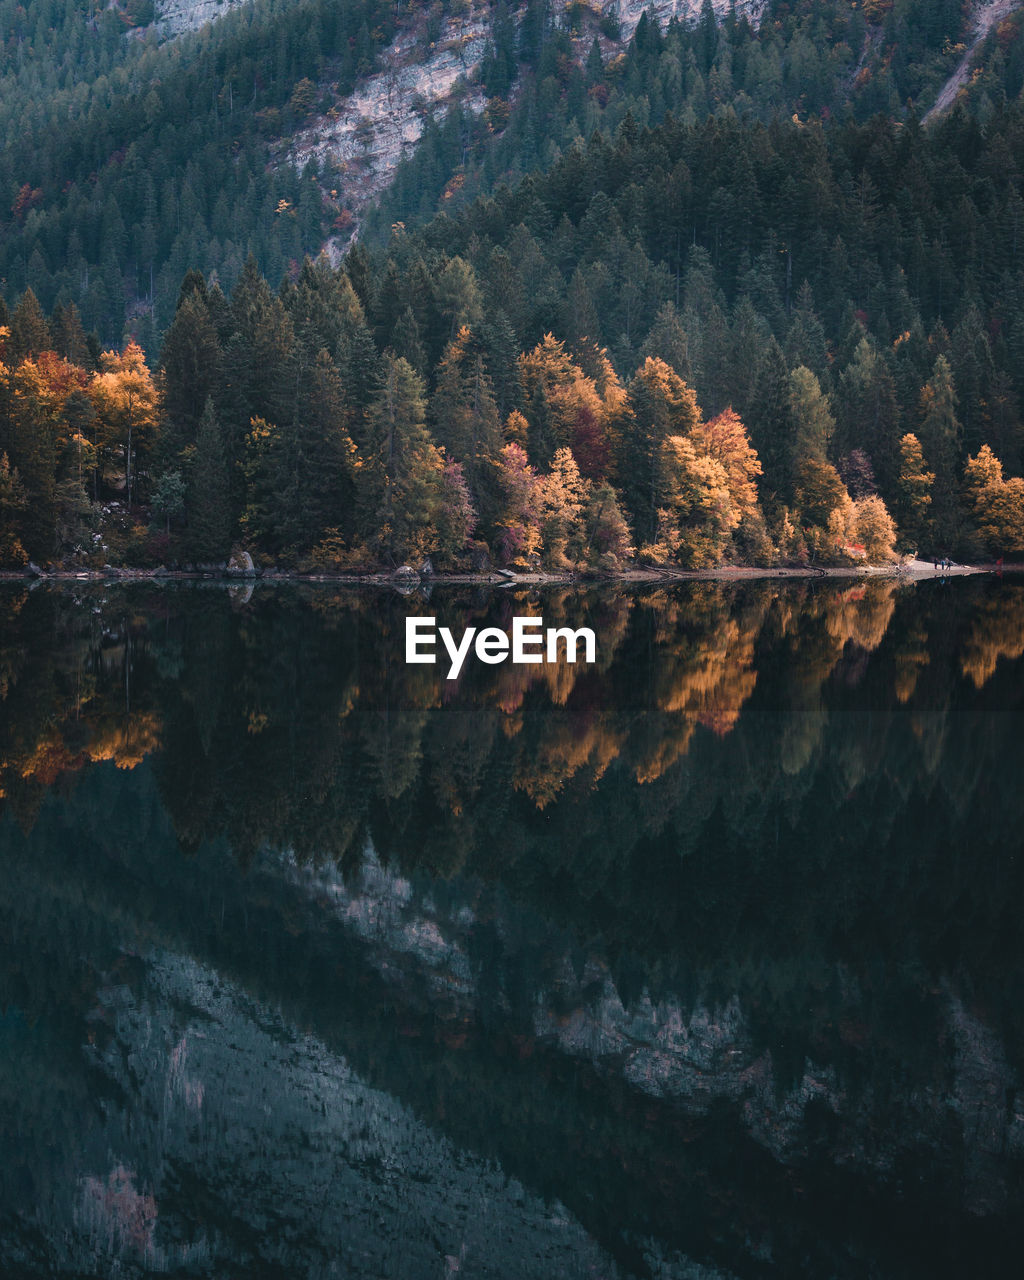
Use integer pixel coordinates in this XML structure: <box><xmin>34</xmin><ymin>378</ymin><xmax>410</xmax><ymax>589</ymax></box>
<box><xmin>1</xmin><ymin>577</ymin><xmax>1022</xmax><ymax>1278</ymax></box>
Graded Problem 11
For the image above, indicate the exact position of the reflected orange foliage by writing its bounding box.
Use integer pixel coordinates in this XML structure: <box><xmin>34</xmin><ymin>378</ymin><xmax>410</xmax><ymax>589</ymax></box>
<box><xmin>960</xmin><ymin>592</ymin><xmax>1024</xmax><ymax>687</ymax></box>
<box><xmin>824</xmin><ymin>582</ymin><xmax>898</xmax><ymax>652</ymax></box>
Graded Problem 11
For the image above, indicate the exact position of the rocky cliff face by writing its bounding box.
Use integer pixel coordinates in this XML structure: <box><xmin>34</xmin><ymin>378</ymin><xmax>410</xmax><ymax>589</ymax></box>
<box><xmin>153</xmin><ymin>0</ymin><xmax>250</xmax><ymax>38</ymax></box>
<box><xmin>290</xmin><ymin>1</ymin><xmax>493</xmax><ymax>258</ymax></box>
<box><xmin>146</xmin><ymin>1</ymin><xmax>766</xmax><ymax>251</ymax></box>
<box><xmin>288</xmin><ymin>0</ymin><xmax>769</xmax><ymax>250</ymax></box>
<box><xmin>612</xmin><ymin>0</ymin><xmax>766</xmax><ymax>40</ymax></box>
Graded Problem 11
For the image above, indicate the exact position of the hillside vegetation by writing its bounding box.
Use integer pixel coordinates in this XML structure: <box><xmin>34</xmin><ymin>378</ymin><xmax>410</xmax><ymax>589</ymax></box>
<box><xmin>3</xmin><ymin>2</ymin><xmax>1024</xmax><ymax>570</ymax></box>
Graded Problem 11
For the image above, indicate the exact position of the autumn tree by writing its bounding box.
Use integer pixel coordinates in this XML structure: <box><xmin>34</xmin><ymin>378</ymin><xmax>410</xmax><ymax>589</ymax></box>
<box><xmin>647</xmin><ymin>434</ymin><xmax>734</xmax><ymax>567</ymax></box>
<box><xmin>89</xmin><ymin>341</ymin><xmax>160</xmax><ymax>505</ymax></box>
<box><xmin>519</xmin><ymin>334</ymin><xmax>607</xmax><ymax>470</ymax></box>
<box><xmin>793</xmin><ymin>457</ymin><xmax>854</xmax><ymax>562</ymax></box>
<box><xmin>493</xmin><ymin>441</ymin><xmax>543</xmax><ymax>567</ymax></box>
<box><xmin>435</xmin><ymin>459</ymin><xmax>477</xmax><ymax>564</ymax></box>
<box><xmin>691</xmin><ymin>407</ymin><xmax>762</xmax><ymax>525</ymax></box>
<box><xmin>539</xmin><ymin>447</ymin><xmax>589</xmax><ymax>568</ymax></box>
<box><xmin>852</xmin><ymin>495</ymin><xmax>898</xmax><ymax>562</ymax></box>
<box><xmin>964</xmin><ymin>444</ymin><xmax>1024</xmax><ymax>556</ymax></box>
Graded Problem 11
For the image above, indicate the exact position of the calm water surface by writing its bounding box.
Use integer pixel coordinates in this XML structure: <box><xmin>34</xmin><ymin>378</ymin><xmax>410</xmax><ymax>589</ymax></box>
<box><xmin>1</xmin><ymin>578</ymin><xmax>1023</xmax><ymax>1278</ymax></box>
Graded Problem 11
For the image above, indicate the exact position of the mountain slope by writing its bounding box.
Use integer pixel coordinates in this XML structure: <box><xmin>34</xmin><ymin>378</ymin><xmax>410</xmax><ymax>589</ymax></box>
<box><xmin>925</xmin><ymin>0</ymin><xmax>1024</xmax><ymax>119</ymax></box>
<box><xmin>3</xmin><ymin>0</ymin><xmax>1024</xmax><ymax>350</ymax></box>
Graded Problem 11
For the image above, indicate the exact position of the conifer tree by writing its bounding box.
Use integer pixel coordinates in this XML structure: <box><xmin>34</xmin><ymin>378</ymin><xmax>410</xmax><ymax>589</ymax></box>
<box><xmin>640</xmin><ymin>302</ymin><xmax>691</xmax><ymax>383</ymax></box>
<box><xmin>8</xmin><ymin>289</ymin><xmax>51</xmax><ymax>362</ymax></box>
<box><xmin>430</xmin><ymin>327</ymin><xmax>504</xmax><ymax>529</ymax></box>
<box><xmin>622</xmin><ymin>356</ymin><xmax>701</xmax><ymax>544</ymax></box>
<box><xmin>362</xmin><ymin>355</ymin><xmax>443</xmax><ymax>563</ymax></box>
<box><xmin>747</xmin><ymin>338</ymin><xmax>795</xmax><ymax>502</ymax></box>
<box><xmin>788</xmin><ymin>366</ymin><xmax>834</xmax><ymax>462</ymax></box>
<box><xmin>160</xmin><ymin>290</ymin><xmax>222</xmax><ymax>457</ymax></box>
<box><xmin>896</xmin><ymin>433</ymin><xmax>934</xmax><ymax>552</ymax></box>
<box><xmin>837</xmin><ymin>337</ymin><xmax>901</xmax><ymax>499</ymax></box>
<box><xmin>187</xmin><ymin>398</ymin><xmax>231</xmax><ymax>561</ymax></box>
<box><xmin>918</xmin><ymin>354</ymin><xmax>961</xmax><ymax>550</ymax></box>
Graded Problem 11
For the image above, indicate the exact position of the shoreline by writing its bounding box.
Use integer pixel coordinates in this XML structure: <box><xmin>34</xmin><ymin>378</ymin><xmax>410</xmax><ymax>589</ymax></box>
<box><xmin>0</xmin><ymin>561</ymin><xmax>1015</xmax><ymax>587</ymax></box>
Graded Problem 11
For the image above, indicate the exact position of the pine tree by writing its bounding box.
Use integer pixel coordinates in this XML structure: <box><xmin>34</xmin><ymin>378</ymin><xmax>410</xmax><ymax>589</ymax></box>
<box><xmin>8</xmin><ymin>360</ymin><xmax>61</xmax><ymax>555</ymax></box>
<box><xmin>361</xmin><ymin>355</ymin><xmax>443</xmax><ymax>563</ymax></box>
<box><xmin>159</xmin><ymin>290</ymin><xmax>222</xmax><ymax>457</ymax></box>
<box><xmin>50</xmin><ymin>302</ymin><xmax>93</xmax><ymax>369</ymax></box>
<box><xmin>391</xmin><ymin>305</ymin><xmax>427</xmax><ymax>374</ymax></box>
<box><xmin>747</xmin><ymin>338</ymin><xmax>795</xmax><ymax>502</ymax></box>
<box><xmin>918</xmin><ymin>354</ymin><xmax>961</xmax><ymax>551</ymax></box>
<box><xmin>187</xmin><ymin>399</ymin><xmax>231</xmax><ymax>561</ymax></box>
<box><xmin>621</xmin><ymin>356</ymin><xmax>701</xmax><ymax>544</ymax></box>
<box><xmin>640</xmin><ymin>302</ymin><xmax>691</xmax><ymax>383</ymax></box>
<box><xmin>837</xmin><ymin>337</ymin><xmax>901</xmax><ymax>501</ymax></box>
<box><xmin>896</xmin><ymin>433</ymin><xmax>934</xmax><ymax>553</ymax></box>
<box><xmin>430</xmin><ymin>327</ymin><xmax>504</xmax><ymax>529</ymax></box>
<box><xmin>788</xmin><ymin>366</ymin><xmax>834</xmax><ymax>462</ymax></box>
<box><xmin>8</xmin><ymin>289</ymin><xmax>51</xmax><ymax>362</ymax></box>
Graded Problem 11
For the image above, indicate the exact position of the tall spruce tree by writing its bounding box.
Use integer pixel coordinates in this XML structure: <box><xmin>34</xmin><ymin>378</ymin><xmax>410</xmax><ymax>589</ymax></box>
<box><xmin>187</xmin><ymin>398</ymin><xmax>232</xmax><ymax>562</ymax></box>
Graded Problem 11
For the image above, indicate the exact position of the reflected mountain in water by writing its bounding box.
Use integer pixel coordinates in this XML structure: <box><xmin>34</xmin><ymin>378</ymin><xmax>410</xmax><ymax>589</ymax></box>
<box><xmin>1</xmin><ymin>579</ymin><xmax>1024</xmax><ymax>1277</ymax></box>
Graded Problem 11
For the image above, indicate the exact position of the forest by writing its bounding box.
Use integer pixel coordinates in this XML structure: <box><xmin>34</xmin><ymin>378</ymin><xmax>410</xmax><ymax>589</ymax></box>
<box><xmin>4</xmin><ymin>2</ymin><xmax>1024</xmax><ymax>569</ymax></box>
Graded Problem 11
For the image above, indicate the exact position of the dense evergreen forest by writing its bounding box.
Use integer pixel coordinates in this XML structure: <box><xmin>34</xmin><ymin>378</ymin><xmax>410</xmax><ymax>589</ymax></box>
<box><xmin>4</xmin><ymin>1</ymin><xmax>1024</xmax><ymax>569</ymax></box>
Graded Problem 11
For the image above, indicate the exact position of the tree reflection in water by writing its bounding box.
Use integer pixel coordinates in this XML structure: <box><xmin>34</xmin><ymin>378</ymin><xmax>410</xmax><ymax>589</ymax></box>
<box><xmin>1</xmin><ymin>578</ymin><xmax>1023</xmax><ymax>1278</ymax></box>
